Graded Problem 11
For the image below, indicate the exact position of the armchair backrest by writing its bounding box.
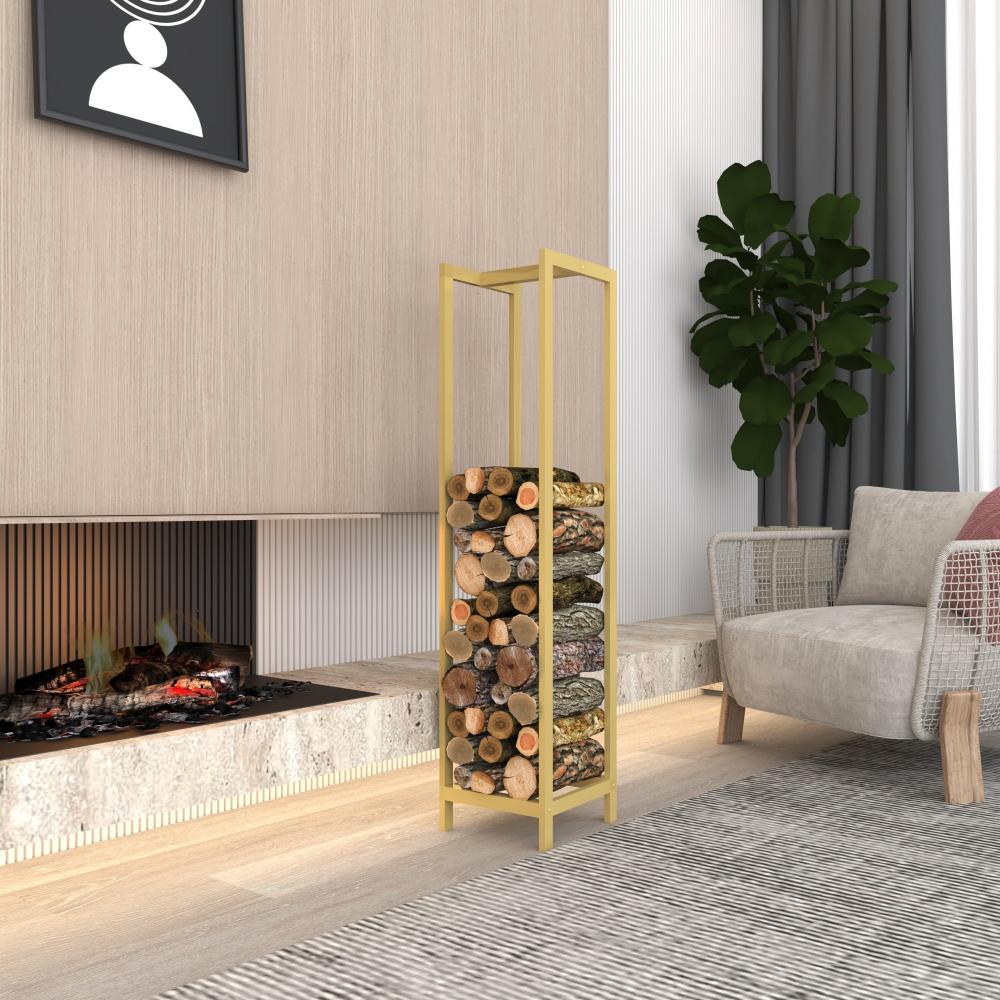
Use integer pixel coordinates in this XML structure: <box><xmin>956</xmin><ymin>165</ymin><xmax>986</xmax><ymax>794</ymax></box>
<box><xmin>836</xmin><ymin>487</ymin><xmax>987</xmax><ymax>607</ymax></box>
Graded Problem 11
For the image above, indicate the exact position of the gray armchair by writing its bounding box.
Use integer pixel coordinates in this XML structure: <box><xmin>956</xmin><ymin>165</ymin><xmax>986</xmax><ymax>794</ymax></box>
<box><xmin>708</xmin><ymin>487</ymin><xmax>1000</xmax><ymax>804</ymax></box>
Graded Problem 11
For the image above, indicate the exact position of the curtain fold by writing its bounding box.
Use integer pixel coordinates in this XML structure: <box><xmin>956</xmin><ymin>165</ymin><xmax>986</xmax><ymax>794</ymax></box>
<box><xmin>761</xmin><ymin>0</ymin><xmax>959</xmax><ymax>528</ymax></box>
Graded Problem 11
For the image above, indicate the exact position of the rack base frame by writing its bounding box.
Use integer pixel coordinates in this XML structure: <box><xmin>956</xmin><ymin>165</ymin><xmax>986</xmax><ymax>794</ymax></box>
<box><xmin>437</xmin><ymin>249</ymin><xmax>618</xmax><ymax>852</ymax></box>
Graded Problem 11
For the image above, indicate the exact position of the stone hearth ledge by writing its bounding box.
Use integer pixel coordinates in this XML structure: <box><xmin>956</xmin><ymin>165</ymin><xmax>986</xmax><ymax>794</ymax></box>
<box><xmin>0</xmin><ymin>615</ymin><xmax>717</xmax><ymax>864</ymax></box>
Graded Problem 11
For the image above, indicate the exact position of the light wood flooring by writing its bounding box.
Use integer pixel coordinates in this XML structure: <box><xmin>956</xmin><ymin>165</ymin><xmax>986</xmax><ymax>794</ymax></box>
<box><xmin>0</xmin><ymin>696</ymin><xmax>848</xmax><ymax>1000</ymax></box>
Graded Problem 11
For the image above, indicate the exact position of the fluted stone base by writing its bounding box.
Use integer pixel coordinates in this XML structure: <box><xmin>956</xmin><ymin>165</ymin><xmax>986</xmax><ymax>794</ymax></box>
<box><xmin>0</xmin><ymin>616</ymin><xmax>718</xmax><ymax>864</ymax></box>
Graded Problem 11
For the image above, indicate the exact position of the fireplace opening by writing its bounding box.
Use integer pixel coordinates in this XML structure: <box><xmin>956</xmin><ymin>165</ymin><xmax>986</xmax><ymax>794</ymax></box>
<box><xmin>0</xmin><ymin>522</ymin><xmax>376</xmax><ymax>761</ymax></box>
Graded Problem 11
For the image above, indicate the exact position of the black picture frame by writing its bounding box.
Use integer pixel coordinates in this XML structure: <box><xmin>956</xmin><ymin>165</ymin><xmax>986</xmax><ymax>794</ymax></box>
<box><xmin>32</xmin><ymin>0</ymin><xmax>249</xmax><ymax>172</ymax></box>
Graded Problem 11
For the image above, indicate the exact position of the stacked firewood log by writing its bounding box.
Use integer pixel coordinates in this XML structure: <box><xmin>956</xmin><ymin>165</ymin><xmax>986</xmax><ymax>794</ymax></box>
<box><xmin>443</xmin><ymin>465</ymin><xmax>607</xmax><ymax>800</ymax></box>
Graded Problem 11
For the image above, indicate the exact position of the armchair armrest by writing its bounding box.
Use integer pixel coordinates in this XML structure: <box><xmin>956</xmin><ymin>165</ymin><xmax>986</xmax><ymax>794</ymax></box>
<box><xmin>913</xmin><ymin>539</ymin><xmax>1000</xmax><ymax>739</ymax></box>
<box><xmin>708</xmin><ymin>531</ymin><xmax>851</xmax><ymax>687</ymax></box>
<box><xmin>708</xmin><ymin>530</ymin><xmax>851</xmax><ymax>628</ymax></box>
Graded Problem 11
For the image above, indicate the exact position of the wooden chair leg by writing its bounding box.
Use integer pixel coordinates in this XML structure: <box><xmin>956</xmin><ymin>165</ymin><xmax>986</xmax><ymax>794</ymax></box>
<box><xmin>717</xmin><ymin>690</ymin><xmax>745</xmax><ymax>745</ymax></box>
<box><xmin>940</xmin><ymin>690</ymin><xmax>985</xmax><ymax>805</ymax></box>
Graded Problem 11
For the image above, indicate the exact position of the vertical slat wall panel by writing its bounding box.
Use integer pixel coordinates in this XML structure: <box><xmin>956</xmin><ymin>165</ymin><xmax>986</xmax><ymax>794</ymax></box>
<box><xmin>610</xmin><ymin>0</ymin><xmax>761</xmax><ymax>622</ymax></box>
<box><xmin>0</xmin><ymin>522</ymin><xmax>255</xmax><ymax>693</ymax></box>
<box><xmin>255</xmin><ymin>515</ymin><xmax>437</xmax><ymax>674</ymax></box>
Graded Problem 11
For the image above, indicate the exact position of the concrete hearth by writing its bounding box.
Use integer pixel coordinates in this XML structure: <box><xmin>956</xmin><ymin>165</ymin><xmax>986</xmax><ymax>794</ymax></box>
<box><xmin>0</xmin><ymin>616</ymin><xmax>718</xmax><ymax>865</ymax></box>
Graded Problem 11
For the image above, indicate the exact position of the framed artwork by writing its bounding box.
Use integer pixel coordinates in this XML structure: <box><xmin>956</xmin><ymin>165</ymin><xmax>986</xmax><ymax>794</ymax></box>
<box><xmin>32</xmin><ymin>0</ymin><xmax>249</xmax><ymax>171</ymax></box>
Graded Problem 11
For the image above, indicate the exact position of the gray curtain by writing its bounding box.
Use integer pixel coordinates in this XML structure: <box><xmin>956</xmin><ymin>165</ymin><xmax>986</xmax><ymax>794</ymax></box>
<box><xmin>761</xmin><ymin>0</ymin><xmax>959</xmax><ymax>528</ymax></box>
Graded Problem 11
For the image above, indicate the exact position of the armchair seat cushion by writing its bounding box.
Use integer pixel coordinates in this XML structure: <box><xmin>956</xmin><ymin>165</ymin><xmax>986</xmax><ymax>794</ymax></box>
<box><xmin>722</xmin><ymin>604</ymin><xmax>926</xmax><ymax>739</ymax></box>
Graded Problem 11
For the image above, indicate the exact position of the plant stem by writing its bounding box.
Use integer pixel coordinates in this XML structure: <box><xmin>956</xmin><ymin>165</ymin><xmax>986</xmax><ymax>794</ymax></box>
<box><xmin>787</xmin><ymin>430</ymin><xmax>799</xmax><ymax>529</ymax></box>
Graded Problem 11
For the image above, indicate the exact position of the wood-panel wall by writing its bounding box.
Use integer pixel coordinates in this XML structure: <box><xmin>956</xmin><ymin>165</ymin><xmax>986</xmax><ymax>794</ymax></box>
<box><xmin>0</xmin><ymin>1</ymin><xmax>608</xmax><ymax>517</ymax></box>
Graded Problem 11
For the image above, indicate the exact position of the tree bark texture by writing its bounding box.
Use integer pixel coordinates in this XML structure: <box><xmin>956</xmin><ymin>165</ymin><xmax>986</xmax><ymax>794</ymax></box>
<box><xmin>506</xmin><ymin>675</ymin><xmax>605</xmax><ymax>725</ymax></box>
<box><xmin>442</xmin><ymin>667</ymin><xmax>500</xmax><ymax>708</ymax></box>
<box><xmin>0</xmin><ymin>685</ymin><xmax>214</xmax><ymax>722</ymax></box>
<box><xmin>453</xmin><ymin>761</ymin><xmax>506</xmax><ymax>794</ymax></box>
<box><xmin>516</xmin><ymin>550</ymin><xmax>604</xmax><ymax>582</ymax></box>
<box><xmin>452</xmin><ymin>529</ymin><xmax>498</xmax><ymax>555</ymax></box>
<box><xmin>516</xmin><ymin>481</ymin><xmax>606</xmax><ymax>511</ymax></box>
<box><xmin>514</xmin><ymin>710</ymin><xmax>605</xmax><ymax>756</ymax></box>
<box><xmin>474</xmin><ymin>466</ymin><xmax>581</xmax><ymax>497</ymax></box>
<box><xmin>495</xmin><ymin>638</ymin><xmax>604</xmax><ymax>688</ymax></box>
<box><xmin>478</xmin><ymin>495</ymin><xmax>517</xmax><ymax>523</ymax></box>
<box><xmin>478</xmin><ymin>734</ymin><xmax>516</xmax><ymax>764</ymax></box>
<box><xmin>502</xmin><ymin>738</ymin><xmax>606</xmax><ymax>800</ymax></box>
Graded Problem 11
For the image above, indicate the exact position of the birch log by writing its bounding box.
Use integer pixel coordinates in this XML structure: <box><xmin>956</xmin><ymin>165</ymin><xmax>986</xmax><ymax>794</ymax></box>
<box><xmin>502</xmin><ymin>739</ymin><xmax>606</xmax><ymax>800</ymax></box>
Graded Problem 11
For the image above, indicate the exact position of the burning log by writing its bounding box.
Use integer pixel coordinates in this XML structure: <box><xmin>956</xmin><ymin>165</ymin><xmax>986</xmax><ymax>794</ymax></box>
<box><xmin>110</xmin><ymin>643</ymin><xmax>251</xmax><ymax>693</ymax></box>
<box><xmin>0</xmin><ymin>682</ymin><xmax>215</xmax><ymax>724</ymax></box>
<box><xmin>15</xmin><ymin>642</ymin><xmax>252</xmax><ymax>696</ymax></box>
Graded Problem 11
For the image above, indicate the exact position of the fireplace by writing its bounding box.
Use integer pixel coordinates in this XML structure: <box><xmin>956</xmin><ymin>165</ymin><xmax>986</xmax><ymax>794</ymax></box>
<box><xmin>0</xmin><ymin>520</ymin><xmax>375</xmax><ymax>760</ymax></box>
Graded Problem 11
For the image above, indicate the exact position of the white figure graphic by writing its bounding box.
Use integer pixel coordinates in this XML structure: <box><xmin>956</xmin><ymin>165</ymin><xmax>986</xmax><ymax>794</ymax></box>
<box><xmin>89</xmin><ymin>19</ymin><xmax>203</xmax><ymax>137</ymax></box>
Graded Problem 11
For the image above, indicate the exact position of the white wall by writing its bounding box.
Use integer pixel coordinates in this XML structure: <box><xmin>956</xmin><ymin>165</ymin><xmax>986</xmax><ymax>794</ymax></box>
<box><xmin>611</xmin><ymin>0</ymin><xmax>761</xmax><ymax>623</ymax></box>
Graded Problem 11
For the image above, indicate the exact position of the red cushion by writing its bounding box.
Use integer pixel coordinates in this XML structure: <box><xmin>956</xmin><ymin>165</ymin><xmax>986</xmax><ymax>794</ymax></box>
<box><xmin>958</xmin><ymin>487</ymin><xmax>1000</xmax><ymax>540</ymax></box>
<box><xmin>951</xmin><ymin>488</ymin><xmax>1000</xmax><ymax>642</ymax></box>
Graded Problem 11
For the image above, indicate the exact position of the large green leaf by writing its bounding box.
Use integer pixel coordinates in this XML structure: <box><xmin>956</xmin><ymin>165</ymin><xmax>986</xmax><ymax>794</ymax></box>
<box><xmin>807</xmin><ymin>193</ymin><xmax>860</xmax><ymax>243</ymax></box>
<box><xmin>770</xmin><ymin>256</ymin><xmax>808</xmax><ymax>283</ymax></box>
<box><xmin>793</xmin><ymin>357</ymin><xmax>836</xmax><ymax>404</ymax></box>
<box><xmin>690</xmin><ymin>318</ymin><xmax>732</xmax><ymax>356</ymax></box>
<box><xmin>817</xmin><ymin>395</ymin><xmax>851</xmax><ymax>446</ymax></box>
<box><xmin>813</xmin><ymin>239</ymin><xmax>870</xmax><ymax>282</ymax></box>
<box><xmin>763</xmin><ymin>329</ymin><xmax>811</xmax><ymax>366</ymax></box>
<box><xmin>689</xmin><ymin>309</ymin><xmax>728</xmax><ymax>334</ymax></box>
<box><xmin>816</xmin><ymin>313</ymin><xmax>873</xmax><ymax>356</ymax></box>
<box><xmin>860</xmin><ymin>349</ymin><xmax>894</xmax><ymax>374</ymax></box>
<box><xmin>717</xmin><ymin>161</ymin><xmax>772</xmax><ymax>234</ymax></box>
<box><xmin>733</xmin><ymin>353</ymin><xmax>764</xmax><ymax>391</ymax></box>
<box><xmin>822</xmin><ymin>379</ymin><xmax>869</xmax><ymax>418</ymax></box>
<box><xmin>739</xmin><ymin>375</ymin><xmax>792</xmax><ymax>425</ymax></box>
<box><xmin>743</xmin><ymin>194</ymin><xmax>795</xmax><ymax>248</ymax></box>
<box><xmin>708</xmin><ymin>348</ymin><xmax>753</xmax><ymax>388</ymax></box>
<box><xmin>773</xmin><ymin>303</ymin><xmax>799</xmax><ymax>334</ymax></box>
<box><xmin>699</xmin><ymin>259</ymin><xmax>752</xmax><ymax>313</ymax></box>
<box><xmin>731</xmin><ymin>422</ymin><xmax>783</xmax><ymax>477</ymax></box>
<box><xmin>843</xmin><ymin>278</ymin><xmax>898</xmax><ymax>295</ymax></box>
<box><xmin>835</xmin><ymin>354</ymin><xmax>873</xmax><ymax>372</ymax></box>
<box><xmin>697</xmin><ymin>214</ymin><xmax>743</xmax><ymax>253</ymax></box>
<box><xmin>729</xmin><ymin>313</ymin><xmax>776</xmax><ymax>347</ymax></box>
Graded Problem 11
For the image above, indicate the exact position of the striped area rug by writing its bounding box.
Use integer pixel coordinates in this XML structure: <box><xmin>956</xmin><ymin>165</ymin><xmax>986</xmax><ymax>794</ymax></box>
<box><xmin>160</xmin><ymin>737</ymin><xmax>1000</xmax><ymax>999</ymax></box>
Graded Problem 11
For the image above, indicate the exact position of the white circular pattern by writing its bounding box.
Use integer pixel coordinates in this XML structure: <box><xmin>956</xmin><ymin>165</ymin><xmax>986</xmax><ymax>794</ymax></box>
<box><xmin>106</xmin><ymin>0</ymin><xmax>207</xmax><ymax>27</ymax></box>
<box><xmin>123</xmin><ymin>20</ymin><xmax>168</xmax><ymax>68</ymax></box>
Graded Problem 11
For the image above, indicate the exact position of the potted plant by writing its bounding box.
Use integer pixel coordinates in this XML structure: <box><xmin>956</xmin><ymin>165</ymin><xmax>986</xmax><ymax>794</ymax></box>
<box><xmin>689</xmin><ymin>161</ymin><xmax>897</xmax><ymax>528</ymax></box>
